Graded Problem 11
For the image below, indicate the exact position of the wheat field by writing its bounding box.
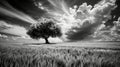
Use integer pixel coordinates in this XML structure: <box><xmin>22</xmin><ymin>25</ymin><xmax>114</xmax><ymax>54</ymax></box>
<box><xmin>0</xmin><ymin>43</ymin><xmax>120</xmax><ymax>67</ymax></box>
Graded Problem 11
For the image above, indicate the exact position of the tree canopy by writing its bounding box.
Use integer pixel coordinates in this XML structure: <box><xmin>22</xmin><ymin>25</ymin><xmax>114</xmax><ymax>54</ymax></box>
<box><xmin>27</xmin><ymin>18</ymin><xmax>62</xmax><ymax>44</ymax></box>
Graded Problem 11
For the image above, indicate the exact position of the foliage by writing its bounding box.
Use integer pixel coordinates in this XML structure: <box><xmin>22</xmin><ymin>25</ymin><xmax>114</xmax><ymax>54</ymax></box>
<box><xmin>27</xmin><ymin>18</ymin><xmax>62</xmax><ymax>43</ymax></box>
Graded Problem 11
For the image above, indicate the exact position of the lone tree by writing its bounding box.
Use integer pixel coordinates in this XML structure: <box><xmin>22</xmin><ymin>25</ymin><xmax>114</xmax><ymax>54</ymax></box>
<box><xmin>27</xmin><ymin>18</ymin><xmax>62</xmax><ymax>44</ymax></box>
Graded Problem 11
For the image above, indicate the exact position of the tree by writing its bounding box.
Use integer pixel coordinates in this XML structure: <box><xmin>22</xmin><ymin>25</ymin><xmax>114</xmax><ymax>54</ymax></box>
<box><xmin>27</xmin><ymin>18</ymin><xmax>62</xmax><ymax>44</ymax></box>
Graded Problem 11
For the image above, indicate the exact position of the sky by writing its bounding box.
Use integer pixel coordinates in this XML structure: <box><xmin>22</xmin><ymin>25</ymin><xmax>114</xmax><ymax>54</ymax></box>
<box><xmin>0</xmin><ymin>0</ymin><xmax>120</xmax><ymax>43</ymax></box>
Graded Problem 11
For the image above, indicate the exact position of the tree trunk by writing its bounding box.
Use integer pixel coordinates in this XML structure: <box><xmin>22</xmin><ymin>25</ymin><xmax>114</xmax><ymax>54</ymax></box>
<box><xmin>45</xmin><ymin>38</ymin><xmax>50</xmax><ymax>44</ymax></box>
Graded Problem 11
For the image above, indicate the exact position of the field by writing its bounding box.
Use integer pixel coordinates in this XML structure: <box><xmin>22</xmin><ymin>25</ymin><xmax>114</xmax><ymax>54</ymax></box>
<box><xmin>0</xmin><ymin>41</ymin><xmax>120</xmax><ymax>67</ymax></box>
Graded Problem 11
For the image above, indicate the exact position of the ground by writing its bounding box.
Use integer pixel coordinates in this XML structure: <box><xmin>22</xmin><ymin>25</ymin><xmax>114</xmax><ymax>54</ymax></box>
<box><xmin>0</xmin><ymin>41</ymin><xmax>120</xmax><ymax>67</ymax></box>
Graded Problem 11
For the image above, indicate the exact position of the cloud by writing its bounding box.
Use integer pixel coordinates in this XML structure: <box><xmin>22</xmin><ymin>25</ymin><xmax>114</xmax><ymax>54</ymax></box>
<box><xmin>92</xmin><ymin>17</ymin><xmax>120</xmax><ymax>41</ymax></box>
<box><xmin>65</xmin><ymin>0</ymin><xmax>116</xmax><ymax>41</ymax></box>
<box><xmin>0</xmin><ymin>20</ymin><xmax>28</xmax><ymax>38</ymax></box>
<box><xmin>0</xmin><ymin>34</ymin><xmax>8</xmax><ymax>38</ymax></box>
<box><xmin>34</xmin><ymin>0</ymin><xmax>117</xmax><ymax>41</ymax></box>
<box><xmin>0</xmin><ymin>20</ymin><xmax>12</xmax><ymax>30</ymax></box>
<box><xmin>0</xmin><ymin>1</ymin><xmax>37</xmax><ymax>24</ymax></box>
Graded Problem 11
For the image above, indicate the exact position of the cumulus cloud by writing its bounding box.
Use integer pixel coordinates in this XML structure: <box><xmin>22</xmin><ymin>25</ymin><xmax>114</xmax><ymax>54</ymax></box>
<box><xmin>92</xmin><ymin>17</ymin><xmax>120</xmax><ymax>41</ymax></box>
<box><xmin>66</xmin><ymin>0</ymin><xmax>116</xmax><ymax>41</ymax></box>
<box><xmin>35</xmin><ymin>0</ymin><xmax>117</xmax><ymax>41</ymax></box>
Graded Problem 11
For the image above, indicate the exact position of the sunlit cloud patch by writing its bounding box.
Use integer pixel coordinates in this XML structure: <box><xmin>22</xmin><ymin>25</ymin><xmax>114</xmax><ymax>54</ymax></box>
<box><xmin>0</xmin><ymin>20</ymin><xmax>28</xmax><ymax>38</ymax></box>
<box><xmin>35</xmin><ymin>0</ymin><xmax>117</xmax><ymax>41</ymax></box>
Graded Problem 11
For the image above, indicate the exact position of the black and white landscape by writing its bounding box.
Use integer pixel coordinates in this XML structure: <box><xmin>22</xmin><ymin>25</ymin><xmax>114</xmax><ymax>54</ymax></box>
<box><xmin>0</xmin><ymin>0</ymin><xmax>120</xmax><ymax>67</ymax></box>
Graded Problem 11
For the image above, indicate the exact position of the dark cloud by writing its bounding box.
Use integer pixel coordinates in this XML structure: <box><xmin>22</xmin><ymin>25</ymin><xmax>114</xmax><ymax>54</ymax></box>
<box><xmin>63</xmin><ymin>0</ymin><xmax>117</xmax><ymax>41</ymax></box>
<box><xmin>4</xmin><ymin>0</ymin><xmax>46</xmax><ymax>19</ymax></box>
<box><xmin>66</xmin><ymin>0</ymin><xmax>100</xmax><ymax>7</ymax></box>
<box><xmin>105</xmin><ymin>0</ymin><xmax>120</xmax><ymax>26</ymax></box>
<box><xmin>0</xmin><ymin>16</ymin><xmax>30</xmax><ymax>29</ymax></box>
<box><xmin>0</xmin><ymin>17</ymin><xmax>33</xmax><ymax>28</ymax></box>
<box><xmin>67</xmin><ymin>22</ymin><xmax>99</xmax><ymax>41</ymax></box>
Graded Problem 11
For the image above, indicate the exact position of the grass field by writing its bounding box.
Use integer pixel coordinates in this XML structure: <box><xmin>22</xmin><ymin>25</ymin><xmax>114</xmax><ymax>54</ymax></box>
<box><xmin>0</xmin><ymin>42</ymin><xmax>120</xmax><ymax>67</ymax></box>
